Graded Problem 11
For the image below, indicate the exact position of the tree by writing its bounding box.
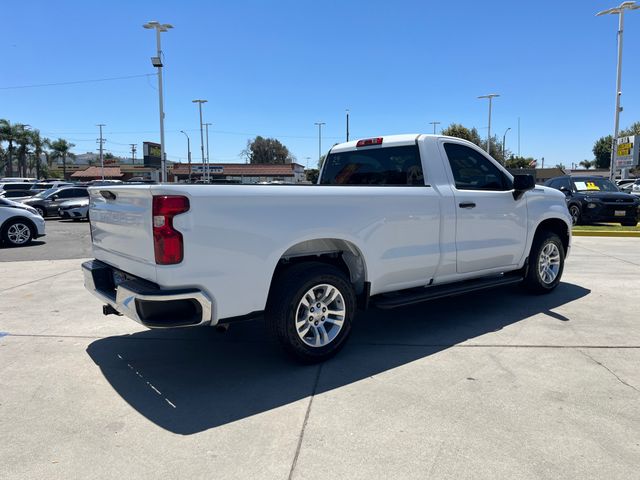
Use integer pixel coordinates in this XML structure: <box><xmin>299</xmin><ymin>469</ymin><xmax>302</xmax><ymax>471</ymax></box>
<box><xmin>241</xmin><ymin>136</ymin><xmax>294</xmax><ymax>164</ymax></box>
<box><xmin>620</xmin><ymin>121</ymin><xmax>640</xmax><ymax>137</ymax></box>
<box><xmin>0</xmin><ymin>119</ymin><xmax>20</xmax><ymax>176</ymax></box>
<box><xmin>14</xmin><ymin>124</ymin><xmax>33</xmax><ymax>177</ymax></box>
<box><xmin>579</xmin><ymin>159</ymin><xmax>594</xmax><ymax>170</ymax></box>
<box><xmin>592</xmin><ymin>135</ymin><xmax>612</xmax><ymax>169</ymax></box>
<box><xmin>505</xmin><ymin>156</ymin><xmax>535</xmax><ymax>169</ymax></box>
<box><xmin>30</xmin><ymin>130</ymin><xmax>50</xmax><ymax>179</ymax></box>
<box><xmin>49</xmin><ymin>138</ymin><xmax>76</xmax><ymax>179</ymax></box>
<box><xmin>305</xmin><ymin>169</ymin><xmax>319</xmax><ymax>183</ymax></box>
<box><xmin>441</xmin><ymin>123</ymin><xmax>482</xmax><ymax>146</ymax></box>
<box><xmin>555</xmin><ymin>163</ymin><xmax>566</xmax><ymax>170</ymax></box>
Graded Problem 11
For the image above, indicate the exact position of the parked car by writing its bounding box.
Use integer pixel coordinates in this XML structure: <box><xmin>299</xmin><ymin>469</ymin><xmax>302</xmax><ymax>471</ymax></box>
<box><xmin>83</xmin><ymin>134</ymin><xmax>572</xmax><ymax>362</ymax></box>
<box><xmin>0</xmin><ymin>189</ymin><xmax>40</xmax><ymax>201</ymax></box>
<box><xmin>0</xmin><ymin>182</ymin><xmax>37</xmax><ymax>193</ymax></box>
<box><xmin>0</xmin><ymin>177</ymin><xmax>37</xmax><ymax>183</ymax></box>
<box><xmin>544</xmin><ymin>175</ymin><xmax>640</xmax><ymax>226</ymax></box>
<box><xmin>20</xmin><ymin>186</ymin><xmax>89</xmax><ymax>218</ymax></box>
<box><xmin>0</xmin><ymin>197</ymin><xmax>45</xmax><ymax>247</ymax></box>
<box><xmin>58</xmin><ymin>198</ymin><xmax>89</xmax><ymax>220</ymax></box>
<box><xmin>30</xmin><ymin>181</ymin><xmax>73</xmax><ymax>190</ymax></box>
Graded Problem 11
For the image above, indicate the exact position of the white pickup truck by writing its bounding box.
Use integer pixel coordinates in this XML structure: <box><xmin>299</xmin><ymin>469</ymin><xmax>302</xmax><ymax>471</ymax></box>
<box><xmin>83</xmin><ymin>134</ymin><xmax>572</xmax><ymax>362</ymax></box>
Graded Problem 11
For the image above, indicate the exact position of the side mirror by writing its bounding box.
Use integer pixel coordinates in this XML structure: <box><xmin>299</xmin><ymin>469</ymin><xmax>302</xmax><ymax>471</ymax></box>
<box><xmin>512</xmin><ymin>174</ymin><xmax>535</xmax><ymax>200</ymax></box>
<box><xmin>559</xmin><ymin>186</ymin><xmax>572</xmax><ymax>196</ymax></box>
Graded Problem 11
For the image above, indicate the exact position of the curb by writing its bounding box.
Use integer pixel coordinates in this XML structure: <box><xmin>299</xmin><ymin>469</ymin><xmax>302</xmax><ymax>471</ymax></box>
<box><xmin>572</xmin><ymin>230</ymin><xmax>640</xmax><ymax>238</ymax></box>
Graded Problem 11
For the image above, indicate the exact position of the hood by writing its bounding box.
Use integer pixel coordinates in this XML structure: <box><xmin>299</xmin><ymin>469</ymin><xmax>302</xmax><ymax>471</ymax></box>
<box><xmin>0</xmin><ymin>198</ymin><xmax>39</xmax><ymax>215</ymax></box>
<box><xmin>575</xmin><ymin>191</ymin><xmax>638</xmax><ymax>202</ymax></box>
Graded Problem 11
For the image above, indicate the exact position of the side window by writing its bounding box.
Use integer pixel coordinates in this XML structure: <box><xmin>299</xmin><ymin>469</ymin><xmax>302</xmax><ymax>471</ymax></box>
<box><xmin>320</xmin><ymin>145</ymin><xmax>425</xmax><ymax>185</ymax></box>
<box><xmin>443</xmin><ymin>143</ymin><xmax>510</xmax><ymax>191</ymax></box>
<box><xmin>561</xmin><ymin>178</ymin><xmax>572</xmax><ymax>190</ymax></box>
<box><xmin>547</xmin><ymin>179</ymin><xmax>559</xmax><ymax>189</ymax></box>
<box><xmin>57</xmin><ymin>189</ymin><xmax>76</xmax><ymax>199</ymax></box>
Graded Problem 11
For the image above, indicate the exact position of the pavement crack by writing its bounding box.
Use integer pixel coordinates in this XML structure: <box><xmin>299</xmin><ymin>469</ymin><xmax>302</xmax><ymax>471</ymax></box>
<box><xmin>580</xmin><ymin>350</ymin><xmax>640</xmax><ymax>393</ymax></box>
<box><xmin>288</xmin><ymin>363</ymin><xmax>323</xmax><ymax>480</ymax></box>
<box><xmin>0</xmin><ymin>268</ymin><xmax>79</xmax><ymax>293</ymax></box>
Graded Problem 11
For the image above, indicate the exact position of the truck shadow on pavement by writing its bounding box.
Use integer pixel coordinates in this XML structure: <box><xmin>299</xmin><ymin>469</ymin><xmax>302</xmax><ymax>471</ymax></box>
<box><xmin>86</xmin><ymin>282</ymin><xmax>589</xmax><ymax>435</ymax></box>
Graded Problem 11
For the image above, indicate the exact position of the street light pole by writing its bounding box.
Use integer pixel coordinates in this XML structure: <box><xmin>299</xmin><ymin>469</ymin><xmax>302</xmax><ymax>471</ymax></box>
<box><xmin>429</xmin><ymin>121</ymin><xmax>441</xmax><ymax>134</ymax></box>
<box><xmin>478</xmin><ymin>94</ymin><xmax>500</xmax><ymax>155</ymax></box>
<box><xmin>597</xmin><ymin>1</ymin><xmax>639</xmax><ymax>180</ymax></box>
<box><xmin>204</xmin><ymin>123</ymin><xmax>212</xmax><ymax>175</ymax></box>
<box><xmin>314</xmin><ymin>122</ymin><xmax>326</xmax><ymax>167</ymax></box>
<box><xmin>502</xmin><ymin>127</ymin><xmax>511</xmax><ymax>159</ymax></box>
<box><xmin>143</xmin><ymin>21</ymin><xmax>173</xmax><ymax>182</ymax></box>
<box><xmin>346</xmin><ymin>109</ymin><xmax>350</xmax><ymax>142</ymax></box>
<box><xmin>180</xmin><ymin>130</ymin><xmax>191</xmax><ymax>183</ymax></box>
<box><xmin>192</xmin><ymin>99</ymin><xmax>208</xmax><ymax>182</ymax></box>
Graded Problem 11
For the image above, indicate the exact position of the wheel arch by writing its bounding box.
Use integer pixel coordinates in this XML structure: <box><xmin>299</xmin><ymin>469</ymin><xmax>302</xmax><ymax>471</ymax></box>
<box><xmin>533</xmin><ymin>218</ymin><xmax>570</xmax><ymax>254</ymax></box>
<box><xmin>270</xmin><ymin>238</ymin><xmax>368</xmax><ymax>296</ymax></box>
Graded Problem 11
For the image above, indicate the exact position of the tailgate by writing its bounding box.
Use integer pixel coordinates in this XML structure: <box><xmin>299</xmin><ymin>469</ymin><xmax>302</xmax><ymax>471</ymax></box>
<box><xmin>88</xmin><ymin>186</ymin><xmax>157</xmax><ymax>282</ymax></box>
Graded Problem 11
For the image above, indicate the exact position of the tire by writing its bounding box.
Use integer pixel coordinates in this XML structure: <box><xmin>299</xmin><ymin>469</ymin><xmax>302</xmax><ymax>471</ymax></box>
<box><xmin>1</xmin><ymin>218</ymin><xmax>34</xmax><ymax>247</ymax></box>
<box><xmin>265</xmin><ymin>262</ymin><xmax>356</xmax><ymax>363</ymax></box>
<box><xmin>523</xmin><ymin>231</ymin><xmax>565</xmax><ymax>294</ymax></box>
<box><xmin>35</xmin><ymin>206</ymin><xmax>45</xmax><ymax>218</ymax></box>
<box><xmin>621</xmin><ymin>222</ymin><xmax>637</xmax><ymax>227</ymax></box>
<box><xmin>568</xmin><ymin>204</ymin><xmax>581</xmax><ymax>226</ymax></box>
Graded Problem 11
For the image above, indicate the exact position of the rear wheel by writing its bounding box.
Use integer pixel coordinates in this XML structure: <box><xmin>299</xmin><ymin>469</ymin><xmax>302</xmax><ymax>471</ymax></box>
<box><xmin>523</xmin><ymin>231</ymin><xmax>565</xmax><ymax>293</ymax></box>
<box><xmin>1</xmin><ymin>219</ymin><xmax>34</xmax><ymax>247</ymax></box>
<box><xmin>265</xmin><ymin>262</ymin><xmax>356</xmax><ymax>363</ymax></box>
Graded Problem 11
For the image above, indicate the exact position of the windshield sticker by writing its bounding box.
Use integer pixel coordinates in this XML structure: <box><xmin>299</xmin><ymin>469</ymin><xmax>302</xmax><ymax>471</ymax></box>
<box><xmin>574</xmin><ymin>181</ymin><xmax>586</xmax><ymax>191</ymax></box>
<box><xmin>585</xmin><ymin>181</ymin><xmax>600</xmax><ymax>191</ymax></box>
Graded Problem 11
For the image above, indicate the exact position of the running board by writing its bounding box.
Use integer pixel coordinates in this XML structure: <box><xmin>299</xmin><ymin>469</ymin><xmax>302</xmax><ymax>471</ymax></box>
<box><xmin>371</xmin><ymin>273</ymin><xmax>524</xmax><ymax>310</ymax></box>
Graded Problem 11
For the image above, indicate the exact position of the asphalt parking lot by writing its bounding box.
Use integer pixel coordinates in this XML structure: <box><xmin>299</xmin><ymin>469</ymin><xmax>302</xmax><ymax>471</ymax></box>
<box><xmin>1</xmin><ymin>234</ymin><xmax>639</xmax><ymax>479</ymax></box>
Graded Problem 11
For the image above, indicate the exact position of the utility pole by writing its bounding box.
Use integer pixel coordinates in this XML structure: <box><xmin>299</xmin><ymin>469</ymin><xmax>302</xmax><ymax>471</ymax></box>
<box><xmin>346</xmin><ymin>109</ymin><xmax>350</xmax><ymax>142</ymax></box>
<box><xmin>429</xmin><ymin>121</ymin><xmax>441</xmax><ymax>134</ymax></box>
<box><xmin>97</xmin><ymin>124</ymin><xmax>106</xmax><ymax>180</ymax></box>
<box><xmin>478</xmin><ymin>94</ymin><xmax>500</xmax><ymax>154</ymax></box>
<box><xmin>596</xmin><ymin>2</ymin><xmax>640</xmax><ymax>180</ymax></box>
<box><xmin>130</xmin><ymin>144</ymin><xmax>137</xmax><ymax>164</ymax></box>
<box><xmin>192</xmin><ymin>99</ymin><xmax>208</xmax><ymax>182</ymax></box>
<box><xmin>314</xmin><ymin>122</ymin><xmax>325</xmax><ymax>168</ymax></box>
<box><xmin>143</xmin><ymin>21</ymin><xmax>173</xmax><ymax>182</ymax></box>
<box><xmin>204</xmin><ymin>122</ymin><xmax>212</xmax><ymax>174</ymax></box>
<box><xmin>502</xmin><ymin>127</ymin><xmax>511</xmax><ymax>159</ymax></box>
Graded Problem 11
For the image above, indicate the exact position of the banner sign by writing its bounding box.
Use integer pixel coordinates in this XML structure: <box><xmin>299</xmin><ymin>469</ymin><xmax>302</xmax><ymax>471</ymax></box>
<box><xmin>615</xmin><ymin>135</ymin><xmax>638</xmax><ymax>168</ymax></box>
<box><xmin>143</xmin><ymin>142</ymin><xmax>161</xmax><ymax>168</ymax></box>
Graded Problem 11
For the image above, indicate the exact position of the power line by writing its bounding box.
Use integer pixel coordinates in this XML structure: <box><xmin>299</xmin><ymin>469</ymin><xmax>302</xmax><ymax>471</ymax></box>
<box><xmin>0</xmin><ymin>73</ymin><xmax>156</xmax><ymax>90</ymax></box>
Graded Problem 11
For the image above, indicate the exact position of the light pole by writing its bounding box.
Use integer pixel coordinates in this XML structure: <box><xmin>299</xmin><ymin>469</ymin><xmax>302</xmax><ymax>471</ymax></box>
<box><xmin>596</xmin><ymin>1</ymin><xmax>639</xmax><ymax>180</ymax></box>
<box><xmin>143</xmin><ymin>20</ymin><xmax>173</xmax><ymax>182</ymax></box>
<box><xmin>429</xmin><ymin>121</ymin><xmax>441</xmax><ymax>134</ymax></box>
<box><xmin>180</xmin><ymin>130</ymin><xmax>192</xmax><ymax>183</ymax></box>
<box><xmin>346</xmin><ymin>109</ymin><xmax>350</xmax><ymax>141</ymax></box>
<box><xmin>502</xmin><ymin>127</ymin><xmax>511</xmax><ymax>159</ymax></box>
<box><xmin>204</xmin><ymin>122</ymin><xmax>212</xmax><ymax>174</ymax></box>
<box><xmin>478</xmin><ymin>94</ymin><xmax>500</xmax><ymax>155</ymax></box>
<box><xmin>192</xmin><ymin>99</ymin><xmax>207</xmax><ymax>182</ymax></box>
<box><xmin>314</xmin><ymin>122</ymin><xmax>325</xmax><ymax>167</ymax></box>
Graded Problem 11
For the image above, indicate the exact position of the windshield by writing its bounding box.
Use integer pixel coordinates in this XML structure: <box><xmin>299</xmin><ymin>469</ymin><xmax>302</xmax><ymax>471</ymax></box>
<box><xmin>572</xmin><ymin>178</ymin><xmax>619</xmax><ymax>192</ymax></box>
<box><xmin>34</xmin><ymin>188</ymin><xmax>58</xmax><ymax>198</ymax></box>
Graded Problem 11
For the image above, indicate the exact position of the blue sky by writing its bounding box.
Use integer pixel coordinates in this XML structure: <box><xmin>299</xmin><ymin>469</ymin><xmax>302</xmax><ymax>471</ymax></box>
<box><xmin>3</xmin><ymin>0</ymin><xmax>640</xmax><ymax>168</ymax></box>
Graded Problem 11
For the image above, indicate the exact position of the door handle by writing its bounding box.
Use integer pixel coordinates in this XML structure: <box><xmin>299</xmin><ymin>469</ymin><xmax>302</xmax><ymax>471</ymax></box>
<box><xmin>459</xmin><ymin>202</ymin><xmax>476</xmax><ymax>209</ymax></box>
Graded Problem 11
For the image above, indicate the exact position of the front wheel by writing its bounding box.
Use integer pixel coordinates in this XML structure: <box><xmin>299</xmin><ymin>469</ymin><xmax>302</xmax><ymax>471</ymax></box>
<box><xmin>568</xmin><ymin>204</ymin><xmax>581</xmax><ymax>226</ymax></box>
<box><xmin>1</xmin><ymin>219</ymin><xmax>34</xmax><ymax>247</ymax></box>
<box><xmin>265</xmin><ymin>262</ymin><xmax>356</xmax><ymax>363</ymax></box>
<box><xmin>35</xmin><ymin>206</ymin><xmax>45</xmax><ymax>218</ymax></box>
<box><xmin>523</xmin><ymin>231</ymin><xmax>565</xmax><ymax>293</ymax></box>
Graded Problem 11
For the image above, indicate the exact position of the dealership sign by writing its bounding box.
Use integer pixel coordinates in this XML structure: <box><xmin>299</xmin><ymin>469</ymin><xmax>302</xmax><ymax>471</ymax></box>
<box><xmin>615</xmin><ymin>135</ymin><xmax>638</xmax><ymax>168</ymax></box>
<box><xmin>191</xmin><ymin>165</ymin><xmax>224</xmax><ymax>174</ymax></box>
<box><xmin>143</xmin><ymin>142</ymin><xmax>161</xmax><ymax>168</ymax></box>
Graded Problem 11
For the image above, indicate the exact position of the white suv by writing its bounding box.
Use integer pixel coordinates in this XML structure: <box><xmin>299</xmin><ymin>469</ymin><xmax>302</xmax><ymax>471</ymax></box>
<box><xmin>0</xmin><ymin>198</ymin><xmax>46</xmax><ymax>247</ymax></box>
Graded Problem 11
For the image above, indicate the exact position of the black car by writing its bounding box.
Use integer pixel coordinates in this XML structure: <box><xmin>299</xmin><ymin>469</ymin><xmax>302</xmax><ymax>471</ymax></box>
<box><xmin>20</xmin><ymin>186</ymin><xmax>89</xmax><ymax>218</ymax></box>
<box><xmin>544</xmin><ymin>175</ymin><xmax>639</xmax><ymax>226</ymax></box>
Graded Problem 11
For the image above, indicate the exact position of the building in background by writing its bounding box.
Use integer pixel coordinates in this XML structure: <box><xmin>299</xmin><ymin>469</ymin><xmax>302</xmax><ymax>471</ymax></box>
<box><xmin>170</xmin><ymin>163</ymin><xmax>306</xmax><ymax>184</ymax></box>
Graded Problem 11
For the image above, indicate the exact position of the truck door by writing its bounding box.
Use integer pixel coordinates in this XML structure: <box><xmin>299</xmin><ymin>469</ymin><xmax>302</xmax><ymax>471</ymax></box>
<box><xmin>441</xmin><ymin>141</ymin><xmax>527</xmax><ymax>274</ymax></box>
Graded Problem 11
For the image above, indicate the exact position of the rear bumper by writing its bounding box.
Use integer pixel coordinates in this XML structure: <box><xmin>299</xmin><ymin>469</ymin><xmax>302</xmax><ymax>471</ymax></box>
<box><xmin>82</xmin><ymin>259</ymin><xmax>213</xmax><ymax>328</ymax></box>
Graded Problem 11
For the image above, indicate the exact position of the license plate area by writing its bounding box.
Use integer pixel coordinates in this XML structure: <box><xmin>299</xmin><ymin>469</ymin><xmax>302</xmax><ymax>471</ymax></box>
<box><xmin>614</xmin><ymin>210</ymin><xmax>626</xmax><ymax>217</ymax></box>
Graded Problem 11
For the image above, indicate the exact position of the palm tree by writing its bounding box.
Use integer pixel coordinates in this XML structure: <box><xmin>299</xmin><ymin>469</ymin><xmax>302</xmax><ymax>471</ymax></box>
<box><xmin>49</xmin><ymin>138</ymin><xmax>76</xmax><ymax>180</ymax></box>
<box><xmin>30</xmin><ymin>130</ymin><xmax>49</xmax><ymax>179</ymax></box>
<box><xmin>579</xmin><ymin>160</ymin><xmax>594</xmax><ymax>170</ymax></box>
<box><xmin>0</xmin><ymin>119</ymin><xmax>20</xmax><ymax>177</ymax></box>
<box><xmin>14</xmin><ymin>124</ymin><xmax>33</xmax><ymax>177</ymax></box>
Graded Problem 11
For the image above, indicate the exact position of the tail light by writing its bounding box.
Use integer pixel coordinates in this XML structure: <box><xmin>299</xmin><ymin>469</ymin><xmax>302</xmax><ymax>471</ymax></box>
<box><xmin>152</xmin><ymin>195</ymin><xmax>190</xmax><ymax>265</ymax></box>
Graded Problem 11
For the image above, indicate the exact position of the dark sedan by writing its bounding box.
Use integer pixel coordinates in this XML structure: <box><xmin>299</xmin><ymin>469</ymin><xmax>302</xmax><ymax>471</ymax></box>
<box><xmin>544</xmin><ymin>175</ymin><xmax>639</xmax><ymax>226</ymax></box>
<box><xmin>20</xmin><ymin>186</ymin><xmax>89</xmax><ymax>218</ymax></box>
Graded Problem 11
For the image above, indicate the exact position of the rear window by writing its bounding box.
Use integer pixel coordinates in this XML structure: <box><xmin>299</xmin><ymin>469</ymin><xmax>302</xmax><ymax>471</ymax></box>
<box><xmin>320</xmin><ymin>145</ymin><xmax>424</xmax><ymax>185</ymax></box>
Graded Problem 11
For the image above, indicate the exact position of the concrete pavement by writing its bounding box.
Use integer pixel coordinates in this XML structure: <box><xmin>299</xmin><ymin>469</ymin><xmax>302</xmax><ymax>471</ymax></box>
<box><xmin>1</xmin><ymin>237</ymin><xmax>639</xmax><ymax>479</ymax></box>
